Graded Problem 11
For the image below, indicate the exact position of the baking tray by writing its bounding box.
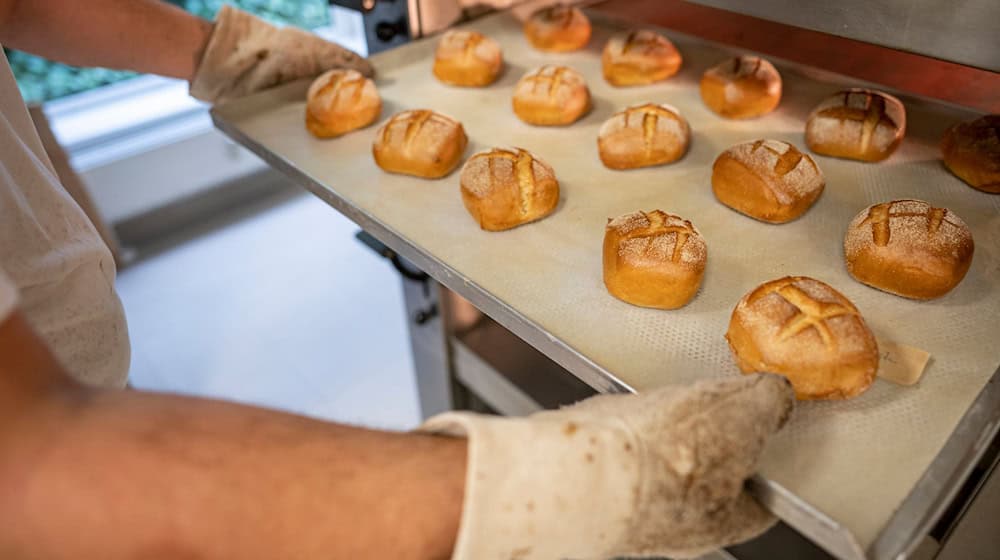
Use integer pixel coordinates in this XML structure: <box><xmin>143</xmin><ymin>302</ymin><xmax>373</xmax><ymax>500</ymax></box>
<box><xmin>210</xmin><ymin>10</ymin><xmax>1000</xmax><ymax>560</ymax></box>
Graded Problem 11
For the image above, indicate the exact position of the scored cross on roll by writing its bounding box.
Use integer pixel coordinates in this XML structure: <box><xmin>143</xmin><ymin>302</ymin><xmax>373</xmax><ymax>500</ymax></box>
<box><xmin>602</xmin><ymin>29</ymin><xmax>682</xmax><ymax>87</ymax></box>
<box><xmin>598</xmin><ymin>103</ymin><xmax>690</xmax><ymax>170</ymax></box>
<box><xmin>459</xmin><ymin>147</ymin><xmax>559</xmax><ymax>231</ymax></box>
<box><xmin>372</xmin><ymin>109</ymin><xmax>468</xmax><ymax>178</ymax></box>
<box><xmin>512</xmin><ymin>65</ymin><xmax>591</xmax><ymax>126</ymax></box>
<box><xmin>806</xmin><ymin>88</ymin><xmax>906</xmax><ymax>162</ymax></box>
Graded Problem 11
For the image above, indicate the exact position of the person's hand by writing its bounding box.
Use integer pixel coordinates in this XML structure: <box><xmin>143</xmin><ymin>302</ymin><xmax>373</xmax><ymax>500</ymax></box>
<box><xmin>189</xmin><ymin>6</ymin><xmax>373</xmax><ymax>104</ymax></box>
<box><xmin>420</xmin><ymin>373</ymin><xmax>794</xmax><ymax>559</ymax></box>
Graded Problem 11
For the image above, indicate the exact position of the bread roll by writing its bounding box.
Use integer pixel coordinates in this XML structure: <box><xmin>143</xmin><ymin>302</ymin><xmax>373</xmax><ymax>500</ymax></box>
<box><xmin>305</xmin><ymin>69</ymin><xmax>381</xmax><ymax>138</ymax></box>
<box><xmin>603</xmin><ymin>210</ymin><xmax>707</xmax><ymax>309</ymax></box>
<box><xmin>433</xmin><ymin>30</ymin><xmax>503</xmax><ymax>87</ymax></box>
<box><xmin>513</xmin><ymin>65</ymin><xmax>591</xmax><ymax>126</ymax></box>
<box><xmin>844</xmin><ymin>199</ymin><xmax>974</xmax><ymax>299</ymax></box>
<box><xmin>598</xmin><ymin>103</ymin><xmax>690</xmax><ymax>169</ymax></box>
<box><xmin>940</xmin><ymin>114</ymin><xmax>1000</xmax><ymax>194</ymax></box>
<box><xmin>602</xmin><ymin>30</ymin><xmax>682</xmax><ymax>87</ymax></box>
<box><xmin>699</xmin><ymin>55</ymin><xmax>781</xmax><ymax>119</ymax></box>
<box><xmin>372</xmin><ymin>110</ymin><xmax>467</xmax><ymax>178</ymax></box>
<box><xmin>806</xmin><ymin>89</ymin><xmax>906</xmax><ymax>162</ymax></box>
<box><xmin>712</xmin><ymin>139</ymin><xmax>824</xmax><ymax>223</ymax></box>
<box><xmin>726</xmin><ymin>276</ymin><xmax>878</xmax><ymax>400</ymax></box>
<box><xmin>460</xmin><ymin>147</ymin><xmax>559</xmax><ymax>231</ymax></box>
<box><xmin>524</xmin><ymin>4</ymin><xmax>591</xmax><ymax>52</ymax></box>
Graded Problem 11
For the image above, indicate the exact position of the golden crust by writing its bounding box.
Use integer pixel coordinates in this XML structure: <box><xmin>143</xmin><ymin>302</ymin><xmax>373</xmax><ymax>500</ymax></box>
<box><xmin>726</xmin><ymin>276</ymin><xmax>878</xmax><ymax>400</ymax></box>
<box><xmin>805</xmin><ymin>89</ymin><xmax>906</xmax><ymax>162</ymax></box>
<box><xmin>523</xmin><ymin>5</ymin><xmax>591</xmax><ymax>52</ymax></box>
<box><xmin>598</xmin><ymin>103</ymin><xmax>690</xmax><ymax>169</ymax></box>
<box><xmin>305</xmin><ymin>69</ymin><xmax>381</xmax><ymax>138</ymax></box>
<box><xmin>601</xmin><ymin>30</ymin><xmax>682</xmax><ymax>87</ymax></box>
<box><xmin>372</xmin><ymin>110</ymin><xmax>467</xmax><ymax>178</ymax></box>
<box><xmin>940</xmin><ymin>114</ymin><xmax>1000</xmax><ymax>193</ymax></box>
<box><xmin>844</xmin><ymin>199</ymin><xmax>975</xmax><ymax>299</ymax></box>
<box><xmin>512</xmin><ymin>65</ymin><xmax>591</xmax><ymax>126</ymax></box>
<box><xmin>699</xmin><ymin>56</ymin><xmax>781</xmax><ymax>119</ymax></box>
<box><xmin>459</xmin><ymin>147</ymin><xmax>559</xmax><ymax>231</ymax></box>
<box><xmin>603</xmin><ymin>210</ymin><xmax>707</xmax><ymax>309</ymax></box>
<box><xmin>432</xmin><ymin>30</ymin><xmax>503</xmax><ymax>87</ymax></box>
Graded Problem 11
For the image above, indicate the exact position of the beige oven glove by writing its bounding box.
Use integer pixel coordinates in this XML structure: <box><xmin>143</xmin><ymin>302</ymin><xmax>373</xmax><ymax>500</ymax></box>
<box><xmin>190</xmin><ymin>6</ymin><xmax>373</xmax><ymax>104</ymax></box>
<box><xmin>420</xmin><ymin>373</ymin><xmax>794</xmax><ymax>560</ymax></box>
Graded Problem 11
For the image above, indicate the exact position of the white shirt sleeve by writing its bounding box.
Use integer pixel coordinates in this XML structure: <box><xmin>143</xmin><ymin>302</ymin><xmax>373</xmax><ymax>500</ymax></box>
<box><xmin>0</xmin><ymin>267</ymin><xmax>19</xmax><ymax>324</ymax></box>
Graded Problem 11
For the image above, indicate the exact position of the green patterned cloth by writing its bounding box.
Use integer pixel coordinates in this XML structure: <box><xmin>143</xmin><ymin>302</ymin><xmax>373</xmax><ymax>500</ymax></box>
<box><xmin>8</xmin><ymin>0</ymin><xmax>328</xmax><ymax>103</ymax></box>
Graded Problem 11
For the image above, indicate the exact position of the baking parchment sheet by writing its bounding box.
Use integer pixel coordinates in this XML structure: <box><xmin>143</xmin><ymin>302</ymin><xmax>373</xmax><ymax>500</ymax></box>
<box><xmin>213</xmin><ymin>11</ymin><xmax>1000</xmax><ymax>553</ymax></box>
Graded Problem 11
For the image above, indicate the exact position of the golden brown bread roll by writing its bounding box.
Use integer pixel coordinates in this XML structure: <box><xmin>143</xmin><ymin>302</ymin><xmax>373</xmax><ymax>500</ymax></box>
<box><xmin>699</xmin><ymin>55</ymin><xmax>781</xmax><ymax>119</ymax></box>
<box><xmin>305</xmin><ymin>69</ymin><xmax>381</xmax><ymax>138</ymax></box>
<box><xmin>433</xmin><ymin>30</ymin><xmax>503</xmax><ymax>87</ymax></box>
<box><xmin>844</xmin><ymin>199</ymin><xmax>974</xmax><ymax>300</ymax></box>
<box><xmin>603</xmin><ymin>210</ymin><xmax>707</xmax><ymax>309</ymax></box>
<box><xmin>460</xmin><ymin>147</ymin><xmax>559</xmax><ymax>231</ymax></box>
<box><xmin>940</xmin><ymin>114</ymin><xmax>1000</xmax><ymax>194</ymax></box>
<box><xmin>512</xmin><ymin>65</ymin><xmax>591</xmax><ymax>126</ymax></box>
<box><xmin>523</xmin><ymin>4</ymin><xmax>591</xmax><ymax>52</ymax></box>
<box><xmin>712</xmin><ymin>139</ymin><xmax>825</xmax><ymax>223</ymax></box>
<box><xmin>602</xmin><ymin>30</ymin><xmax>682</xmax><ymax>87</ymax></box>
<box><xmin>805</xmin><ymin>89</ymin><xmax>906</xmax><ymax>162</ymax></box>
<box><xmin>372</xmin><ymin>110</ymin><xmax>467</xmax><ymax>178</ymax></box>
<box><xmin>598</xmin><ymin>103</ymin><xmax>690</xmax><ymax>169</ymax></box>
<box><xmin>726</xmin><ymin>276</ymin><xmax>878</xmax><ymax>400</ymax></box>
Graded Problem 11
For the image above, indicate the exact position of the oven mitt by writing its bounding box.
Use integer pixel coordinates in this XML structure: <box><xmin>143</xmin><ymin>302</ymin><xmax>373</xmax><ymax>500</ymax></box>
<box><xmin>419</xmin><ymin>373</ymin><xmax>794</xmax><ymax>560</ymax></box>
<box><xmin>190</xmin><ymin>5</ymin><xmax>373</xmax><ymax>104</ymax></box>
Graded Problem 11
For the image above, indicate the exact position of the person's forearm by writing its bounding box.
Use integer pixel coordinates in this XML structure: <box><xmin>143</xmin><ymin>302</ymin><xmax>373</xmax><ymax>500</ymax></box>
<box><xmin>0</xmin><ymin>313</ymin><xmax>465</xmax><ymax>559</ymax></box>
<box><xmin>0</xmin><ymin>0</ymin><xmax>212</xmax><ymax>80</ymax></box>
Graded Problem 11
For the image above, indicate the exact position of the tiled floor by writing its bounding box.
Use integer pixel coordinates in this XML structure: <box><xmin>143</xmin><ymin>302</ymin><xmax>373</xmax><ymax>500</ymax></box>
<box><xmin>115</xmin><ymin>190</ymin><xmax>421</xmax><ymax>431</ymax></box>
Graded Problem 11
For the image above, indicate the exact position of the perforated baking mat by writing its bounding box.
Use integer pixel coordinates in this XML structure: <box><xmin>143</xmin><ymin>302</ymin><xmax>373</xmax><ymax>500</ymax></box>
<box><xmin>212</xmin><ymin>11</ymin><xmax>1000</xmax><ymax>557</ymax></box>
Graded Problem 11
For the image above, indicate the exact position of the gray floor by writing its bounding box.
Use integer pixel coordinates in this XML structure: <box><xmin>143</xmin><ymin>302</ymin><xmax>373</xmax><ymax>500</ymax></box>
<box><xmin>115</xmin><ymin>191</ymin><xmax>421</xmax><ymax>431</ymax></box>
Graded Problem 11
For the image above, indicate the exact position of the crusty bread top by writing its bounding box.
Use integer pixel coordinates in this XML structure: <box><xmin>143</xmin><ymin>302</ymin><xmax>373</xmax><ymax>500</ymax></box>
<box><xmin>306</xmin><ymin>69</ymin><xmax>373</xmax><ymax>116</ymax></box>
<box><xmin>606</xmin><ymin>210</ymin><xmax>706</xmax><ymax>268</ymax></box>
<box><xmin>721</xmin><ymin>139</ymin><xmax>823</xmax><ymax>204</ymax></box>
<box><xmin>808</xmin><ymin>89</ymin><xmax>905</xmax><ymax>154</ymax></box>
<box><xmin>735</xmin><ymin>276</ymin><xmax>870</xmax><ymax>356</ymax></box>
<box><xmin>845</xmin><ymin>199</ymin><xmax>972</xmax><ymax>258</ymax></box>
<box><xmin>529</xmin><ymin>5</ymin><xmax>586</xmax><ymax>30</ymax></box>
<box><xmin>704</xmin><ymin>55</ymin><xmax>776</xmax><ymax>81</ymax></box>
<box><xmin>604</xmin><ymin>30</ymin><xmax>677</xmax><ymax>60</ymax></box>
<box><xmin>435</xmin><ymin>30</ymin><xmax>500</xmax><ymax>64</ymax></box>
<box><xmin>461</xmin><ymin>147</ymin><xmax>555</xmax><ymax>198</ymax></box>
<box><xmin>515</xmin><ymin>65</ymin><xmax>587</xmax><ymax>105</ymax></box>
<box><xmin>943</xmin><ymin>115</ymin><xmax>1000</xmax><ymax>166</ymax></box>
<box><xmin>599</xmin><ymin>103</ymin><xmax>688</xmax><ymax>141</ymax></box>
<box><xmin>376</xmin><ymin>110</ymin><xmax>462</xmax><ymax>150</ymax></box>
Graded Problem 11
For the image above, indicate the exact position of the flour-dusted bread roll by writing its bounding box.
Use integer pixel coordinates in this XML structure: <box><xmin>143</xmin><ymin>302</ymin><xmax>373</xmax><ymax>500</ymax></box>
<box><xmin>806</xmin><ymin>89</ymin><xmax>906</xmax><ymax>162</ymax></box>
<box><xmin>460</xmin><ymin>147</ymin><xmax>559</xmax><ymax>231</ymax></box>
<box><xmin>940</xmin><ymin>114</ymin><xmax>1000</xmax><ymax>194</ymax></box>
<box><xmin>305</xmin><ymin>69</ymin><xmax>381</xmax><ymax>138</ymax></box>
<box><xmin>844</xmin><ymin>199</ymin><xmax>974</xmax><ymax>300</ymax></box>
<box><xmin>372</xmin><ymin>109</ymin><xmax>467</xmax><ymax>178</ymax></box>
<box><xmin>699</xmin><ymin>55</ymin><xmax>781</xmax><ymax>119</ymax></box>
<box><xmin>603</xmin><ymin>210</ymin><xmax>707</xmax><ymax>310</ymax></box>
<box><xmin>512</xmin><ymin>65</ymin><xmax>591</xmax><ymax>126</ymax></box>
<box><xmin>602</xmin><ymin>29</ymin><xmax>682</xmax><ymax>87</ymax></box>
<box><xmin>523</xmin><ymin>4</ymin><xmax>591</xmax><ymax>52</ymax></box>
<box><xmin>712</xmin><ymin>139</ymin><xmax>825</xmax><ymax>223</ymax></box>
<box><xmin>598</xmin><ymin>103</ymin><xmax>690</xmax><ymax>169</ymax></box>
<box><xmin>726</xmin><ymin>276</ymin><xmax>879</xmax><ymax>400</ymax></box>
<box><xmin>433</xmin><ymin>30</ymin><xmax>503</xmax><ymax>87</ymax></box>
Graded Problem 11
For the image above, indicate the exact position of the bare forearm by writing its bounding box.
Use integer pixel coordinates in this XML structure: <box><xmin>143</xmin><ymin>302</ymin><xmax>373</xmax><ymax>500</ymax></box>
<box><xmin>0</xmin><ymin>0</ymin><xmax>212</xmax><ymax>80</ymax></box>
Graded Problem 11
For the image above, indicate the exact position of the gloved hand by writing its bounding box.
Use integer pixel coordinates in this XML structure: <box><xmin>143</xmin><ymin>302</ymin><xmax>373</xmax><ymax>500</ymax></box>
<box><xmin>190</xmin><ymin>6</ymin><xmax>373</xmax><ymax>104</ymax></box>
<box><xmin>420</xmin><ymin>373</ymin><xmax>794</xmax><ymax>560</ymax></box>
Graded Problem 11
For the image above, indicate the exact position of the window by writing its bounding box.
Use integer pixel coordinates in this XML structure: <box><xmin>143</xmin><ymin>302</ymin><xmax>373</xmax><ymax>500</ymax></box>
<box><xmin>8</xmin><ymin>0</ymin><xmax>329</xmax><ymax>104</ymax></box>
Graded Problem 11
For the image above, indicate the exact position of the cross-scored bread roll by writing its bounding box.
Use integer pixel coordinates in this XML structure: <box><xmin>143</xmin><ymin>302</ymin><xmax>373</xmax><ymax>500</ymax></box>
<box><xmin>845</xmin><ymin>199</ymin><xmax>974</xmax><ymax>299</ymax></box>
<box><xmin>940</xmin><ymin>114</ymin><xmax>1000</xmax><ymax>194</ymax></box>
<box><xmin>523</xmin><ymin>4</ymin><xmax>591</xmax><ymax>52</ymax></box>
<box><xmin>512</xmin><ymin>65</ymin><xmax>591</xmax><ymax>126</ymax></box>
<box><xmin>806</xmin><ymin>89</ymin><xmax>906</xmax><ymax>162</ymax></box>
<box><xmin>460</xmin><ymin>147</ymin><xmax>559</xmax><ymax>231</ymax></box>
<box><xmin>602</xmin><ymin>30</ymin><xmax>682</xmax><ymax>87</ymax></box>
<box><xmin>372</xmin><ymin>110</ymin><xmax>467</xmax><ymax>178</ymax></box>
<box><xmin>712</xmin><ymin>139</ymin><xmax>825</xmax><ymax>223</ymax></box>
<box><xmin>603</xmin><ymin>210</ymin><xmax>707</xmax><ymax>309</ymax></box>
<box><xmin>598</xmin><ymin>103</ymin><xmax>690</xmax><ymax>169</ymax></box>
<box><xmin>699</xmin><ymin>55</ymin><xmax>781</xmax><ymax>119</ymax></box>
<box><xmin>305</xmin><ymin>69</ymin><xmax>381</xmax><ymax>138</ymax></box>
<box><xmin>726</xmin><ymin>276</ymin><xmax>878</xmax><ymax>400</ymax></box>
<box><xmin>433</xmin><ymin>30</ymin><xmax>503</xmax><ymax>87</ymax></box>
